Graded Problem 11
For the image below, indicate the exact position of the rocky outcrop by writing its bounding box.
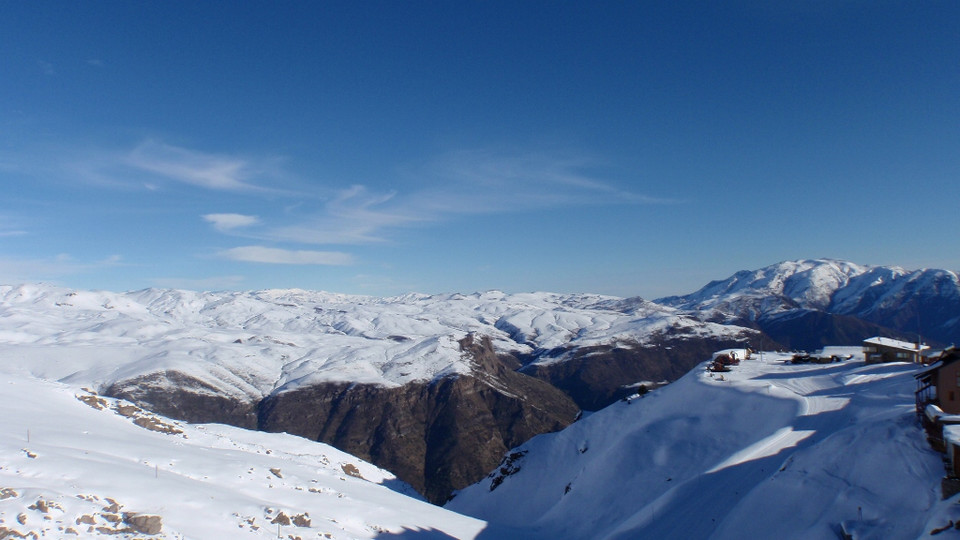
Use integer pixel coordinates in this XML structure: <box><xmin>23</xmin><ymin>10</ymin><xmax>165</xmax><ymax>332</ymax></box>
<box><xmin>257</xmin><ymin>335</ymin><xmax>579</xmax><ymax>504</ymax></box>
<box><xmin>102</xmin><ymin>370</ymin><xmax>258</xmax><ymax>429</ymax></box>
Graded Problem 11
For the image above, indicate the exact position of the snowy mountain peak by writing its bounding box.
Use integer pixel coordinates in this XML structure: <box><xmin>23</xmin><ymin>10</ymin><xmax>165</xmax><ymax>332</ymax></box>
<box><xmin>658</xmin><ymin>259</ymin><xmax>872</xmax><ymax>313</ymax></box>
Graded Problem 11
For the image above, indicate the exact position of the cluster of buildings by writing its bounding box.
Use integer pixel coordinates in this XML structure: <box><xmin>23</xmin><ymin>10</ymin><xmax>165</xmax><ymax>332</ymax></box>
<box><xmin>910</xmin><ymin>344</ymin><xmax>960</xmax><ymax>498</ymax></box>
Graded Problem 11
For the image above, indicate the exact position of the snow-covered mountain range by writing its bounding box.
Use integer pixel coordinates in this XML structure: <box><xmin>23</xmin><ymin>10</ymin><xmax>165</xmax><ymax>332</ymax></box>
<box><xmin>0</xmin><ymin>283</ymin><xmax>756</xmax><ymax>503</ymax></box>
<box><xmin>0</xmin><ymin>284</ymin><xmax>745</xmax><ymax>395</ymax></box>
<box><xmin>1</xmin><ymin>258</ymin><xmax>956</xmax><ymax>506</ymax></box>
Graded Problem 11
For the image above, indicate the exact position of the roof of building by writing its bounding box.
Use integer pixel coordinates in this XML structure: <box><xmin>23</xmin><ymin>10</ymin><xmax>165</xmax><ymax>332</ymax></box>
<box><xmin>863</xmin><ymin>336</ymin><xmax>929</xmax><ymax>352</ymax></box>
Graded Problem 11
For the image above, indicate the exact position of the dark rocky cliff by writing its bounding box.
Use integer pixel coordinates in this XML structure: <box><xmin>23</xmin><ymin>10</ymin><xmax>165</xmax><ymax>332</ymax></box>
<box><xmin>103</xmin><ymin>370</ymin><xmax>259</xmax><ymax>429</ymax></box>
<box><xmin>103</xmin><ymin>335</ymin><xmax>579</xmax><ymax>504</ymax></box>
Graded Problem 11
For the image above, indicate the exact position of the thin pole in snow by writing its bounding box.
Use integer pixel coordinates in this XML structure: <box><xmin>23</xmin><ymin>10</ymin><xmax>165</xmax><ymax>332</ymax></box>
<box><xmin>27</xmin><ymin>429</ymin><xmax>30</xmax><ymax>443</ymax></box>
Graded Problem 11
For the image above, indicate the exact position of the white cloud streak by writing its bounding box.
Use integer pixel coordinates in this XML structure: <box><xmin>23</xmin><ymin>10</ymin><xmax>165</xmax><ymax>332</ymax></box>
<box><xmin>203</xmin><ymin>213</ymin><xmax>260</xmax><ymax>232</ymax></box>
<box><xmin>269</xmin><ymin>185</ymin><xmax>425</xmax><ymax>245</ymax></box>
<box><xmin>262</xmin><ymin>150</ymin><xmax>674</xmax><ymax>248</ymax></box>
<box><xmin>125</xmin><ymin>140</ymin><xmax>261</xmax><ymax>191</ymax></box>
<box><xmin>218</xmin><ymin>246</ymin><xmax>353</xmax><ymax>266</ymax></box>
<box><xmin>417</xmin><ymin>149</ymin><xmax>676</xmax><ymax>213</ymax></box>
<box><xmin>0</xmin><ymin>254</ymin><xmax>123</xmax><ymax>283</ymax></box>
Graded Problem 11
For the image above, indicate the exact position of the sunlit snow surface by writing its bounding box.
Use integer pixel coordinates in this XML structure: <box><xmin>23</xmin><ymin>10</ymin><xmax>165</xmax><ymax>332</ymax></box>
<box><xmin>0</xmin><ymin>284</ymin><xmax>749</xmax><ymax>397</ymax></box>
<box><xmin>448</xmin><ymin>353</ymin><xmax>951</xmax><ymax>540</ymax></box>
<box><xmin>0</xmin><ymin>375</ymin><xmax>496</xmax><ymax>539</ymax></box>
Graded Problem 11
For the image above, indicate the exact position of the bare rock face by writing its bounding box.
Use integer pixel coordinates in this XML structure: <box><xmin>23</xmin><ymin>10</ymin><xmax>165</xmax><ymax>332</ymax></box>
<box><xmin>102</xmin><ymin>370</ymin><xmax>258</xmax><ymax>429</ymax></box>
<box><xmin>257</xmin><ymin>336</ymin><xmax>579</xmax><ymax>504</ymax></box>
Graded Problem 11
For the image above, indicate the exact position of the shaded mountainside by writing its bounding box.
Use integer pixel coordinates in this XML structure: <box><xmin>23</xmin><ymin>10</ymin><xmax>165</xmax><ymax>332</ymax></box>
<box><xmin>520</xmin><ymin>333</ymin><xmax>774</xmax><ymax>410</ymax></box>
<box><xmin>757</xmin><ymin>310</ymin><xmax>917</xmax><ymax>351</ymax></box>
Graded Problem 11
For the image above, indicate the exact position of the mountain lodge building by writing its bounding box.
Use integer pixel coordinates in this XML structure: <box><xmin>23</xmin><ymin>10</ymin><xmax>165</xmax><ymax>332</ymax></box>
<box><xmin>916</xmin><ymin>348</ymin><xmax>960</xmax><ymax>415</ymax></box>
<box><xmin>863</xmin><ymin>336</ymin><xmax>928</xmax><ymax>364</ymax></box>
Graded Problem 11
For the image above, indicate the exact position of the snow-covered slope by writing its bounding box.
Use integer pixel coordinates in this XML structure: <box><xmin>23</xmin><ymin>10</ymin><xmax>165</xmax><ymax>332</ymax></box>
<box><xmin>0</xmin><ymin>283</ymin><xmax>749</xmax><ymax>400</ymax></box>
<box><xmin>447</xmin><ymin>353</ymin><xmax>945</xmax><ymax>539</ymax></box>
<box><xmin>0</xmin><ymin>374</ymin><xmax>498</xmax><ymax>539</ymax></box>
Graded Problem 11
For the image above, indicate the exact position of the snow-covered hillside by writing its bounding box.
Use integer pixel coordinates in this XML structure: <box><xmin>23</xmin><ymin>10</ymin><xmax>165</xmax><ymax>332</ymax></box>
<box><xmin>0</xmin><ymin>283</ymin><xmax>748</xmax><ymax>400</ymax></box>
<box><xmin>0</xmin><ymin>374</ymin><xmax>499</xmax><ymax>539</ymax></box>
<box><xmin>447</xmin><ymin>352</ymin><xmax>949</xmax><ymax>539</ymax></box>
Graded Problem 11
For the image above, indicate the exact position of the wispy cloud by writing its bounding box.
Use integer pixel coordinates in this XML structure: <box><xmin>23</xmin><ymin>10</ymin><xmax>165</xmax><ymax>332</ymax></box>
<box><xmin>0</xmin><ymin>215</ymin><xmax>28</xmax><ymax>238</ymax></box>
<box><xmin>203</xmin><ymin>213</ymin><xmax>260</xmax><ymax>232</ymax></box>
<box><xmin>417</xmin><ymin>149</ymin><xmax>676</xmax><ymax>213</ymax></box>
<box><xmin>217</xmin><ymin>246</ymin><xmax>353</xmax><ymax>265</ymax></box>
<box><xmin>125</xmin><ymin>140</ymin><xmax>263</xmax><ymax>191</ymax></box>
<box><xmin>259</xmin><ymin>149</ymin><xmax>673</xmax><ymax>248</ymax></box>
<box><xmin>269</xmin><ymin>185</ymin><xmax>425</xmax><ymax>245</ymax></box>
<box><xmin>0</xmin><ymin>254</ymin><xmax>123</xmax><ymax>284</ymax></box>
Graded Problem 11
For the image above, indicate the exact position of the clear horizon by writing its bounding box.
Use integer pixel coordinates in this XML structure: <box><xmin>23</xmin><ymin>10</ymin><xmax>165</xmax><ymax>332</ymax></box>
<box><xmin>3</xmin><ymin>2</ymin><xmax>958</xmax><ymax>298</ymax></box>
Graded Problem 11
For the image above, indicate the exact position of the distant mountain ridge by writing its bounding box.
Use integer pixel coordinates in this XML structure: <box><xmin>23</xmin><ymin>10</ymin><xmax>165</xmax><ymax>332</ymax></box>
<box><xmin>657</xmin><ymin>258</ymin><xmax>960</xmax><ymax>349</ymax></box>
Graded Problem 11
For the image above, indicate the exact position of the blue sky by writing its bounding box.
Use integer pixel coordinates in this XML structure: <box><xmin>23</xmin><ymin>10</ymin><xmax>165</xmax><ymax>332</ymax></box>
<box><xmin>2</xmin><ymin>1</ymin><xmax>958</xmax><ymax>298</ymax></box>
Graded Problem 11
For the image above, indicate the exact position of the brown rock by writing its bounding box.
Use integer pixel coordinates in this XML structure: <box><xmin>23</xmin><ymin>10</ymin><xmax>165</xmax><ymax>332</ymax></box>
<box><xmin>259</xmin><ymin>335</ymin><xmax>579</xmax><ymax>503</ymax></box>
<box><xmin>124</xmin><ymin>513</ymin><xmax>163</xmax><ymax>535</ymax></box>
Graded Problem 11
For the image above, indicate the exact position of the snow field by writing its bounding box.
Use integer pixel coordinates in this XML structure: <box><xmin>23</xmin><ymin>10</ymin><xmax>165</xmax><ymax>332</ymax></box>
<box><xmin>0</xmin><ymin>375</ymin><xmax>492</xmax><ymax>539</ymax></box>
<box><xmin>0</xmin><ymin>284</ymin><xmax>751</xmax><ymax>396</ymax></box>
